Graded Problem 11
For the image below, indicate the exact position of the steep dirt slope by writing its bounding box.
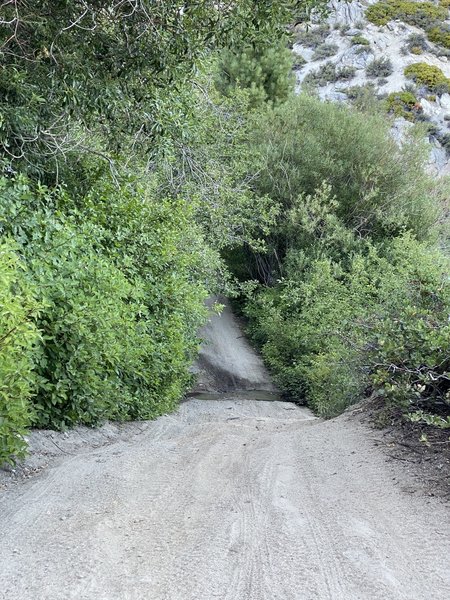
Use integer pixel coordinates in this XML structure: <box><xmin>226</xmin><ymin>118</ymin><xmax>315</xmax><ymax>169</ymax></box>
<box><xmin>190</xmin><ymin>296</ymin><xmax>278</xmax><ymax>395</ymax></box>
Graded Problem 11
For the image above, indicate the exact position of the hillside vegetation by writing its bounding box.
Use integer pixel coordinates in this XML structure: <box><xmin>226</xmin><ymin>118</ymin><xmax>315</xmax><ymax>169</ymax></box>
<box><xmin>293</xmin><ymin>0</ymin><xmax>450</xmax><ymax>173</ymax></box>
<box><xmin>0</xmin><ymin>0</ymin><xmax>449</xmax><ymax>464</ymax></box>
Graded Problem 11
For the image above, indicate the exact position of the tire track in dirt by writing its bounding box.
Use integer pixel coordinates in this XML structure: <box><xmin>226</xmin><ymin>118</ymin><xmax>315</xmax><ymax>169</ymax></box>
<box><xmin>1</xmin><ymin>299</ymin><xmax>449</xmax><ymax>600</ymax></box>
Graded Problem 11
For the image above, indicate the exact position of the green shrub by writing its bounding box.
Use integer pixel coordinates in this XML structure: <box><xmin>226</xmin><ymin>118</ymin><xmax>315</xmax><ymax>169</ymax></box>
<box><xmin>406</xmin><ymin>33</ymin><xmax>429</xmax><ymax>51</ymax></box>
<box><xmin>368</xmin><ymin>237</ymin><xmax>450</xmax><ymax>414</ymax></box>
<box><xmin>245</xmin><ymin>232</ymin><xmax>450</xmax><ymax>418</ymax></box>
<box><xmin>312</xmin><ymin>43</ymin><xmax>339</xmax><ymax>60</ymax></box>
<box><xmin>303</xmin><ymin>62</ymin><xmax>356</xmax><ymax>87</ymax></box>
<box><xmin>216</xmin><ymin>42</ymin><xmax>294</xmax><ymax>107</ymax></box>
<box><xmin>336</xmin><ymin>65</ymin><xmax>357</xmax><ymax>80</ymax></box>
<box><xmin>386</xmin><ymin>90</ymin><xmax>419</xmax><ymax>120</ymax></box>
<box><xmin>366</xmin><ymin>1</ymin><xmax>446</xmax><ymax>28</ymax></box>
<box><xmin>351</xmin><ymin>35</ymin><xmax>370</xmax><ymax>46</ymax></box>
<box><xmin>366</xmin><ymin>57</ymin><xmax>393</xmax><ymax>78</ymax></box>
<box><xmin>404</xmin><ymin>62</ymin><xmax>450</xmax><ymax>93</ymax></box>
<box><xmin>427</xmin><ymin>25</ymin><xmax>450</xmax><ymax>49</ymax></box>
<box><xmin>0</xmin><ymin>240</ymin><xmax>39</xmax><ymax>464</ymax></box>
<box><xmin>295</xmin><ymin>24</ymin><xmax>330</xmax><ymax>48</ymax></box>
<box><xmin>345</xmin><ymin>83</ymin><xmax>377</xmax><ymax>100</ymax></box>
<box><xmin>248</xmin><ymin>94</ymin><xmax>441</xmax><ymax>243</ymax></box>
<box><xmin>0</xmin><ymin>174</ymin><xmax>209</xmax><ymax>429</ymax></box>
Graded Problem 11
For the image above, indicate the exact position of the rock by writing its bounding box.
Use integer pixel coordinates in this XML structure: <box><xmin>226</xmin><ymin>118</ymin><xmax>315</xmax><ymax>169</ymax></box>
<box><xmin>420</xmin><ymin>98</ymin><xmax>440</xmax><ymax>118</ymax></box>
<box><xmin>429</xmin><ymin>143</ymin><xmax>448</xmax><ymax>173</ymax></box>
<box><xmin>327</xmin><ymin>0</ymin><xmax>365</xmax><ymax>26</ymax></box>
<box><xmin>338</xmin><ymin>46</ymin><xmax>373</xmax><ymax>69</ymax></box>
<box><xmin>320</xmin><ymin>89</ymin><xmax>348</xmax><ymax>102</ymax></box>
<box><xmin>440</xmin><ymin>93</ymin><xmax>450</xmax><ymax>110</ymax></box>
<box><xmin>292</xmin><ymin>44</ymin><xmax>314</xmax><ymax>62</ymax></box>
<box><xmin>345</xmin><ymin>28</ymin><xmax>362</xmax><ymax>37</ymax></box>
<box><xmin>390</xmin><ymin>117</ymin><xmax>414</xmax><ymax>146</ymax></box>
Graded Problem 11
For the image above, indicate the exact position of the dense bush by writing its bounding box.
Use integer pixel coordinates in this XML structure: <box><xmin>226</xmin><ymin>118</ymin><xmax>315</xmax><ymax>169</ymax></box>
<box><xmin>404</xmin><ymin>62</ymin><xmax>450</xmax><ymax>93</ymax></box>
<box><xmin>244</xmin><ymin>230</ymin><xmax>450</xmax><ymax>417</ymax></box>
<box><xmin>368</xmin><ymin>237</ymin><xmax>450</xmax><ymax>414</ymax></box>
<box><xmin>0</xmin><ymin>240</ymin><xmax>39</xmax><ymax>463</ymax></box>
<box><xmin>232</xmin><ymin>94</ymin><xmax>449</xmax><ymax>420</ymax></box>
<box><xmin>0</xmin><ymin>174</ymin><xmax>210</xmax><ymax>429</ymax></box>
<box><xmin>247</xmin><ymin>94</ymin><xmax>440</xmax><ymax>243</ymax></box>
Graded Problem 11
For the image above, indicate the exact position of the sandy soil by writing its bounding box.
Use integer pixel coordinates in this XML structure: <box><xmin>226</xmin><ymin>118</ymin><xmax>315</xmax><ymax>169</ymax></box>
<box><xmin>190</xmin><ymin>296</ymin><xmax>278</xmax><ymax>395</ymax></box>
<box><xmin>0</xmin><ymin>301</ymin><xmax>449</xmax><ymax>600</ymax></box>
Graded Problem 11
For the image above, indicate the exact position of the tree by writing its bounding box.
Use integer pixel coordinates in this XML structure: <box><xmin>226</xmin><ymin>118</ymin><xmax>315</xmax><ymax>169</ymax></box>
<box><xmin>0</xmin><ymin>0</ymin><xmax>310</xmax><ymax>176</ymax></box>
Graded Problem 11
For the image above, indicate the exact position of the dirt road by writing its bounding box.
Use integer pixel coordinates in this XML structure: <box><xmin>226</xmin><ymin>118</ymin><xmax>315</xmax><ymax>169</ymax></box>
<box><xmin>0</xmin><ymin>300</ymin><xmax>449</xmax><ymax>600</ymax></box>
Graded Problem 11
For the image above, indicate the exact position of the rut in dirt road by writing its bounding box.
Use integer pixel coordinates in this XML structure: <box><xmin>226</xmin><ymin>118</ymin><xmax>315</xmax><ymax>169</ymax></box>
<box><xmin>0</xmin><ymin>300</ymin><xmax>449</xmax><ymax>600</ymax></box>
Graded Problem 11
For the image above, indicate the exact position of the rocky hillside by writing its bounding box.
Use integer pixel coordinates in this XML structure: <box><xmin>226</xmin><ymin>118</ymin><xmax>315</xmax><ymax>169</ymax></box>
<box><xmin>293</xmin><ymin>0</ymin><xmax>450</xmax><ymax>174</ymax></box>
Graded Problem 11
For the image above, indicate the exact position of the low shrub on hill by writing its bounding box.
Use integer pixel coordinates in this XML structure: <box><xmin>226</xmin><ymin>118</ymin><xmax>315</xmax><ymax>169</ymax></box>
<box><xmin>404</xmin><ymin>62</ymin><xmax>450</xmax><ymax>93</ymax></box>
<box><xmin>295</xmin><ymin>24</ymin><xmax>330</xmax><ymax>48</ymax></box>
<box><xmin>366</xmin><ymin>57</ymin><xmax>393</xmax><ymax>78</ymax></box>
<box><xmin>303</xmin><ymin>62</ymin><xmax>356</xmax><ymax>87</ymax></box>
<box><xmin>406</xmin><ymin>33</ymin><xmax>429</xmax><ymax>52</ymax></box>
<box><xmin>427</xmin><ymin>25</ymin><xmax>450</xmax><ymax>49</ymax></box>
<box><xmin>312</xmin><ymin>43</ymin><xmax>339</xmax><ymax>60</ymax></box>
<box><xmin>351</xmin><ymin>35</ymin><xmax>370</xmax><ymax>46</ymax></box>
<box><xmin>386</xmin><ymin>90</ymin><xmax>419</xmax><ymax>119</ymax></box>
<box><xmin>366</xmin><ymin>1</ymin><xmax>446</xmax><ymax>28</ymax></box>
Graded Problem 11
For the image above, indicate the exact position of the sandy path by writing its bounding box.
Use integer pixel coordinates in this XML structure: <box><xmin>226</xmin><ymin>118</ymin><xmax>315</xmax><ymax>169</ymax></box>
<box><xmin>0</xmin><ymin>301</ymin><xmax>449</xmax><ymax>600</ymax></box>
<box><xmin>190</xmin><ymin>296</ymin><xmax>278</xmax><ymax>394</ymax></box>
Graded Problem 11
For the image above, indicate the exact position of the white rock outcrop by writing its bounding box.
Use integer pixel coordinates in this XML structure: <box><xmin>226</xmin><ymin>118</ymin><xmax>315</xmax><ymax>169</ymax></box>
<box><xmin>293</xmin><ymin>0</ymin><xmax>450</xmax><ymax>174</ymax></box>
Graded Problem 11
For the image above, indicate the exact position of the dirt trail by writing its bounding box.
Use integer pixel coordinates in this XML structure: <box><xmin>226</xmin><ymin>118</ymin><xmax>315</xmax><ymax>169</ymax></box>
<box><xmin>190</xmin><ymin>296</ymin><xmax>278</xmax><ymax>395</ymax></box>
<box><xmin>0</xmin><ymin>303</ymin><xmax>449</xmax><ymax>600</ymax></box>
